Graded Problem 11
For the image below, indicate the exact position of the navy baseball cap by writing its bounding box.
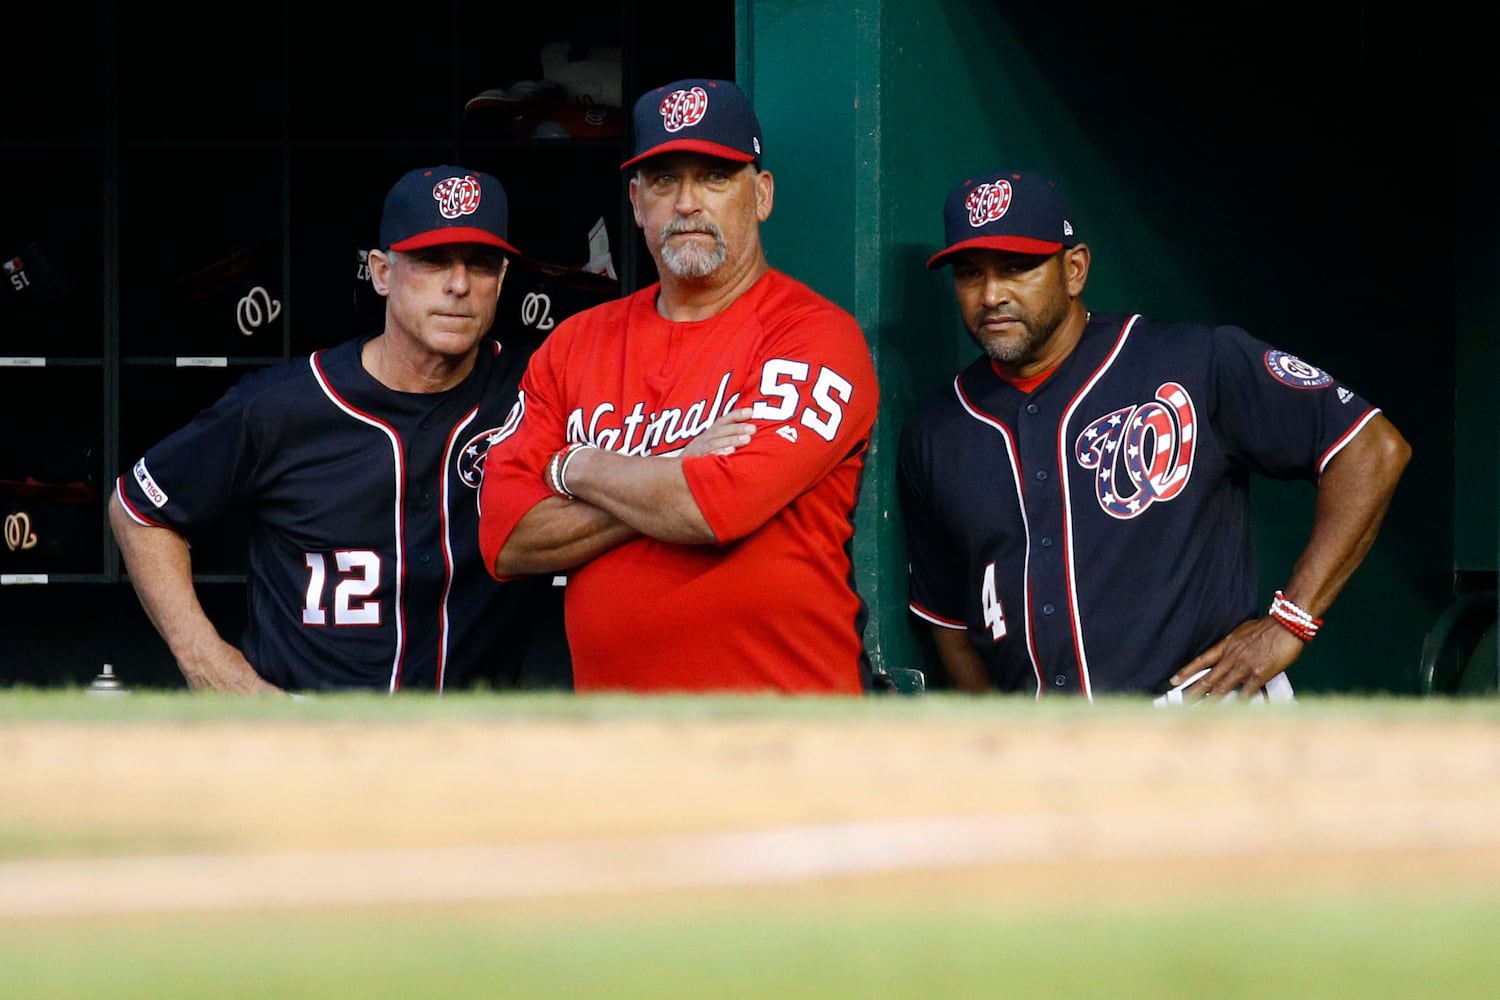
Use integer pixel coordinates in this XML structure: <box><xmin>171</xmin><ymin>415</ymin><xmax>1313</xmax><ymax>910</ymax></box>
<box><xmin>621</xmin><ymin>78</ymin><xmax>762</xmax><ymax>171</ymax></box>
<box><xmin>926</xmin><ymin>169</ymin><xmax>1078</xmax><ymax>269</ymax></box>
<box><xmin>379</xmin><ymin>165</ymin><xmax>520</xmax><ymax>255</ymax></box>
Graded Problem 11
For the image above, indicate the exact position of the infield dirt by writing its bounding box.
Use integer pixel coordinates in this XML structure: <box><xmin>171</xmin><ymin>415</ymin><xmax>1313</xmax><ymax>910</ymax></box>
<box><xmin>4</xmin><ymin>702</ymin><xmax>1499</xmax><ymax>918</ymax></box>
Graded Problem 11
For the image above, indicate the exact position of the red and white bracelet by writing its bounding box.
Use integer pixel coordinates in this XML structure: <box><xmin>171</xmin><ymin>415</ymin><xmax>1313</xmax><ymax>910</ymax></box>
<box><xmin>1268</xmin><ymin>590</ymin><xmax>1323</xmax><ymax>641</ymax></box>
<box><xmin>546</xmin><ymin>442</ymin><xmax>593</xmax><ymax>499</ymax></box>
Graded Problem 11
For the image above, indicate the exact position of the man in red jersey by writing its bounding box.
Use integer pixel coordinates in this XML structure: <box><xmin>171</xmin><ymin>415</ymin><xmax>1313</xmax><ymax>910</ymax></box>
<box><xmin>478</xmin><ymin>79</ymin><xmax>879</xmax><ymax>693</ymax></box>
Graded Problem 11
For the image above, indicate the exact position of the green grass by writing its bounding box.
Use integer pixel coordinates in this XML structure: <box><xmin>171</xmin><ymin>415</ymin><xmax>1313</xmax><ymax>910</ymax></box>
<box><xmin>1</xmin><ymin>889</ymin><xmax>1495</xmax><ymax>999</ymax></box>
<box><xmin>3</xmin><ymin>686</ymin><xmax>1498</xmax><ymax>726</ymax></box>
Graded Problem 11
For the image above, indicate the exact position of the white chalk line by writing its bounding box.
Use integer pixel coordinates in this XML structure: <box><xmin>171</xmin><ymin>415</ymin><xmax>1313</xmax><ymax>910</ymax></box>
<box><xmin>2</xmin><ymin>798</ymin><xmax>1497</xmax><ymax>918</ymax></box>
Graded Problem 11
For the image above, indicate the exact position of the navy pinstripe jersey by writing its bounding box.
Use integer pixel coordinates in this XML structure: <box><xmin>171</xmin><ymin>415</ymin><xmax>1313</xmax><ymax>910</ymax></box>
<box><xmin>115</xmin><ymin>335</ymin><xmax>543</xmax><ymax>692</ymax></box>
<box><xmin>897</xmin><ymin>313</ymin><xmax>1383</xmax><ymax>697</ymax></box>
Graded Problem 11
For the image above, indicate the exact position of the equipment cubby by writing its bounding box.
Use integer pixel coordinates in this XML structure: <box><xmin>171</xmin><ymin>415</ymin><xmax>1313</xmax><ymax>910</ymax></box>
<box><xmin>0</xmin><ymin>0</ymin><xmax>733</xmax><ymax>590</ymax></box>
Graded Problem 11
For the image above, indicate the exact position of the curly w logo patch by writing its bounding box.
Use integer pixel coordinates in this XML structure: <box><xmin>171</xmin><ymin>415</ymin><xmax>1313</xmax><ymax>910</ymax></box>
<box><xmin>1074</xmin><ymin>382</ymin><xmax>1198</xmax><ymax>519</ymax></box>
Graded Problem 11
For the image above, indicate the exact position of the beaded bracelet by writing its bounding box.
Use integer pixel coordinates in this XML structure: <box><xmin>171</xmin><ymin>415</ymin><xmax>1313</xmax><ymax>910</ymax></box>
<box><xmin>547</xmin><ymin>442</ymin><xmax>592</xmax><ymax>499</ymax></box>
<box><xmin>1268</xmin><ymin>590</ymin><xmax>1323</xmax><ymax>641</ymax></box>
<box><xmin>558</xmin><ymin>441</ymin><xmax>594</xmax><ymax>499</ymax></box>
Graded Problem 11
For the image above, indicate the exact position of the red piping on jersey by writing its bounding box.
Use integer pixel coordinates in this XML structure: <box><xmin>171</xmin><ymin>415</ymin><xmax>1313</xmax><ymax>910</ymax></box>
<box><xmin>909</xmin><ymin>602</ymin><xmax>966</xmax><ymax>629</ymax></box>
<box><xmin>1054</xmin><ymin>313</ymin><xmax>1141</xmax><ymax>701</ymax></box>
<box><xmin>309</xmin><ymin>352</ymin><xmax>411</xmax><ymax>693</ymax></box>
<box><xmin>112</xmin><ymin>477</ymin><xmax>167</xmax><ymax>529</ymax></box>
<box><xmin>435</xmin><ymin>406</ymin><xmax>481</xmax><ymax>692</ymax></box>
<box><xmin>1318</xmin><ymin>407</ymin><xmax>1381</xmax><ymax>477</ymax></box>
<box><xmin>952</xmin><ymin>375</ymin><xmax>1044</xmax><ymax>698</ymax></box>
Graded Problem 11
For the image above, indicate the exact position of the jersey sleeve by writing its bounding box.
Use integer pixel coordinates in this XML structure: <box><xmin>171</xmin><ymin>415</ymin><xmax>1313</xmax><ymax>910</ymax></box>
<box><xmin>896</xmin><ymin>404</ymin><xmax>968</xmax><ymax>628</ymax></box>
<box><xmin>1209</xmin><ymin>325</ymin><xmax>1382</xmax><ymax>482</ymax></box>
<box><xmin>681</xmin><ymin>304</ymin><xmax>879</xmax><ymax>543</ymax></box>
<box><xmin>477</xmin><ymin>336</ymin><xmax>567</xmax><ymax>578</ymax></box>
<box><xmin>114</xmin><ymin>371</ymin><xmax>261</xmax><ymax>531</ymax></box>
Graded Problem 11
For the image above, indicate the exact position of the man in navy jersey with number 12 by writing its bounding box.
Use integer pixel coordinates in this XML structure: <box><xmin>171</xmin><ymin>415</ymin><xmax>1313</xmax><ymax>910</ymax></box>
<box><xmin>110</xmin><ymin>165</ymin><xmax>553</xmax><ymax>693</ymax></box>
<box><xmin>898</xmin><ymin>168</ymin><xmax>1410</xmax><ymax>701</ymax></box>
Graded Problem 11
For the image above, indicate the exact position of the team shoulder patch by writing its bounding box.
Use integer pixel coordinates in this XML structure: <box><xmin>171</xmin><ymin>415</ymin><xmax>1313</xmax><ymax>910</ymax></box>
<box><xmin>133</xmin><ymin>458</ymin><xmax>169</xmax><ymax>508</ymax></box>
<box><xmin>1264</xmin><ymin>349</ymin><xmax>1333</xmax><ymax>389</ymax></box>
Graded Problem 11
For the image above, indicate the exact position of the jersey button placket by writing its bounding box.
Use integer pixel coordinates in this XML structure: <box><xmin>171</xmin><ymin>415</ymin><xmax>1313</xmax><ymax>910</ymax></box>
<box><xmin>1017</xmin><ymin>391</ymin><xmax>1077</xmax><ymax>695</ymax></box>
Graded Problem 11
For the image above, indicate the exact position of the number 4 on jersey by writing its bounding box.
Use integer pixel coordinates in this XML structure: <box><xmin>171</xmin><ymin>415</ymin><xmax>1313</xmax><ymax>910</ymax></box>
<box><xmin>981</xmin><ymin>561</ymin><xmax>1007</xmax><ymax>640</ymax></box>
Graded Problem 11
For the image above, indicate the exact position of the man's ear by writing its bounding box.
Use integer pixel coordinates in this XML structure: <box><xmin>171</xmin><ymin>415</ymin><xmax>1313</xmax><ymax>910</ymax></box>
<box><xmin>1064</xmin><ymin>243</ymin><xmax>1090</xmax><ymax>297</ymax></box>
<box><xmin>628</xmin><ymin>176</ymin><xmax>645</xmax><ymax>229</ymax></box>
<box><xmin>754</xmin><ymin>168</ymin><xmax>774</xmax><ymax>222</ymax></box>
<box><xmin>368</xmin><ymin>249</ymin><xmax>392</xmax><ymax>296</ymax></box>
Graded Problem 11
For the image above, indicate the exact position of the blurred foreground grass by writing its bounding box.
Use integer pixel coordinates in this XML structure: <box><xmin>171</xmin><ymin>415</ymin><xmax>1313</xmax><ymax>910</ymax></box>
<box><xmin>3</xmin><ymin>685</ymin><xmax>1498</xmax><ymax>725</ymax></box>
<box><xmin>1</xmin><ymin>886</ymin><xmax>1495</xmax><ymax>999</ymax></box>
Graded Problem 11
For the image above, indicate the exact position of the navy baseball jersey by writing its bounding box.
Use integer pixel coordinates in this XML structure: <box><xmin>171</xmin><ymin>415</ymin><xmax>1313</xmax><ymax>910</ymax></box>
<box><xmin>898</xmin><ymin>313</ymin><xmax>1384</xmax><ymax>697</ymax></box>
<box><xmin>114</xmin><ymin>336</ymin><xmax>545</xmax><ymax>692</ymax></box>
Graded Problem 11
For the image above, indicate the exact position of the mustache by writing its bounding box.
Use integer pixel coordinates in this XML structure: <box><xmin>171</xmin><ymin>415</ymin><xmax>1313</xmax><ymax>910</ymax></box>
<box><xmin>661</xmin><ymin>219</ymin><xmax>723</xmax><ymax>240</ymax></box>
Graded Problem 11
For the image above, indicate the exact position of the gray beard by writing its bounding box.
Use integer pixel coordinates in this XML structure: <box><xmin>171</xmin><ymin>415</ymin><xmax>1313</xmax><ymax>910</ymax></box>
<box><xmin>969</xmin><ymin>290</ymin><xmax>1071</xmax><ymax>367</ymax></box>
<box><xmin>659</xmin><ymin>222</ymin><xmax>728</xmax><ymax>278</ymax></box>
<box><xmin>972</xmin><ymin>324</ymin><xmax>1041</xmax><ymax>366</ymax></box>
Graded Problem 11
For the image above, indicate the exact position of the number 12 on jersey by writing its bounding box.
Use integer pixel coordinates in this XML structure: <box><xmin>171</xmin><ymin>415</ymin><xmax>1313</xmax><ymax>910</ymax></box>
<box><xmin>303</xmin><ymin>551</ymin><xmax>381</xmax><ymax>626</ymax></box>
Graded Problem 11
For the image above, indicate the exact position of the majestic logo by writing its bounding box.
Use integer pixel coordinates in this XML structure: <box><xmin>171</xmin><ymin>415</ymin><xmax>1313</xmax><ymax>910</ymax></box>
<box><xmin>4</xmin><ymin>511</ymin><xmax>38</xmax><ymax>552</ymax></box>
<box><xmin>659</xmin><ymin>86</ymin><xmax>710</xmax><ymax>133</ymax></box>
<box><xmin>133</xmin><ymin>458</ymin><xmax>169</xmax><ymax>508</ymax></box>
<box><xmin>432</xmin><ymin>174</ymin><xmax>484</xmax><ymax>220</ymax></box>
<box><xmin>1264</xmin><ymin>349</ymin><xmax>1333</xmax><ymax>389</ymax></box>
<box><xmin>1075</xmin><ymin>382</ymin><xmax>1198</xmax><ymax>519</ymax></box>
<box><xmin>966</xmin><ymin>180</ymin><xmax>1013</xmax><ymax>229</ymax></box>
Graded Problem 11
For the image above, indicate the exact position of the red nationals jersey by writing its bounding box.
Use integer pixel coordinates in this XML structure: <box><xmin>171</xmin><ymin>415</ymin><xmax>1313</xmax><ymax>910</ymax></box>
<box><xmin>479</xmin><ymin>269</ymin><xmax>878</xmax><ymax>693</ymax></box>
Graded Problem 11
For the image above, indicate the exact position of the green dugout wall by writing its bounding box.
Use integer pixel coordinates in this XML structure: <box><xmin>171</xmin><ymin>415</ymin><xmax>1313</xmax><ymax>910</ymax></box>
<box><xmin>742</xmin><ymin>2</ymin><xmax>1488</xmax><ymax>693</ymax></box>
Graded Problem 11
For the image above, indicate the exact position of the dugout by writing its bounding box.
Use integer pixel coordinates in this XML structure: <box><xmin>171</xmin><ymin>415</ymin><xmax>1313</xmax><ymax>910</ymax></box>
<box><xmin>0</xmin><ymin>2</ymin><xmax>1490</xmax><ymax>695</ymax></box>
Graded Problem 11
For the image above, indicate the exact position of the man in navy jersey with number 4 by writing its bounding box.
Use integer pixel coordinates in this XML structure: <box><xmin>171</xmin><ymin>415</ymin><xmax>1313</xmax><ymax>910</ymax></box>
<box><xmin>110</xmin><ymin>165</ymin><xmax>552</xmax><ymax>693</ymax></box>
<box><xmin>898</xmin><ymin>168</ymin><xmax>1411</xmax><ymax>701</ymax></box>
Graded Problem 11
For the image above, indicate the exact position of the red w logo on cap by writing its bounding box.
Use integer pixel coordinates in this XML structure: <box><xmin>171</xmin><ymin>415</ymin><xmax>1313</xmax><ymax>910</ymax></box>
<box><xmin>966</xmin><ymin>180</ymin><xmax>1013</xmax><ymax>228</ymax></box>
<box><xmin>659</xmin><ymin>86</ymin><xmax>709</xmax><ymax>133</ymax></box>
<box><xmin>432</xmin><ymin>175</ymin><xmax>483</xmax><ymax>220</ymax></box>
